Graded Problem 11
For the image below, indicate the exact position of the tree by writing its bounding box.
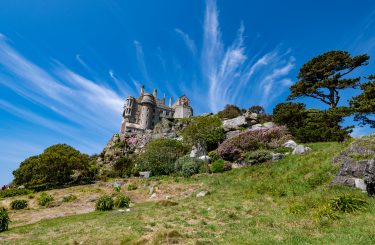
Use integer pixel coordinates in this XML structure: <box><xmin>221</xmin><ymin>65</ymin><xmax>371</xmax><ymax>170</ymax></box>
<box><xmin>288</xmin><ymin>51</ymin><xmax>369</xmax><ymax>108</ymax></box>
<box><xmin>13</xmin><ymin>144</ymin><xmax>95</xmax><ymax>189</ymax></box>
<box><xmin>273</xmin><ymin>102</ymin><xmax>307</xmax><ymax>136</ymax></box>
<box><xmin>181</xmin><ymin>115</ymin><xmax>225</xmax><ymax>151</ymax></box>
<box><xmin>249</xmin><ymin>105</ymin><xmax>265</xmax><ymax>115</ymax></box>
<box><xmin>136</xmin><ymin>139</ymin><xmax>188</xmax><ymax>176</ymax></box>
<box><xmin>350</xmin><ymin>75</ymin><xmax>375</xmax><ymax>128</ymax></box>
<box><xmin>217</xmin><ymin>104</ymin><xmax>242</xmax><ymax>119</ymax></box>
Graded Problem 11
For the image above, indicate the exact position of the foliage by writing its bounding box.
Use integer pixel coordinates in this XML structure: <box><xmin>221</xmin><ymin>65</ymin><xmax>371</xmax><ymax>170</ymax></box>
<box><xmin>211</xmin><ymin>159</ymin><xmax>226</xmax><ymax>173</ymax></box>
<box><xmin>208</xmin><ymin>150</ymin><xmax>221</xmax><ymax>162</ymax></box>
<box><xmin>113</xmin><ymin>156</ymin><xmax>134</xmax><ymax>178</ymax></box>
<box><xmin>329</xmin><ymin>195</ymin><xmax>367</xmax><ymax>213</ymax></box>
<box><xmin>95</xmin><ymin>195</ymin><xmax>114</xmax><ymax>211</ymax></box>
<box><xmin>350</xmin><ymin>75</ymin><xmax>375</xmax><ymax>128</ymax></box>
<box><xmin>273</xmin><ymin>103</ymin><xmax>352</xmax><ymax>143</ymax></box>
<box><xmin>0</xmin><ymin>188</ymin><xmax>33</xmax><ymax>198</ymax></box>
<box><xmin>113</xmin><ymin>141</ymin><xmax>126</xmax><ymax>149</ymax></box>
<box><xmin>114</xmin><ymin>194</ymin><xmax>130</xmax><ymax>208</ymax></box>
<box><xmin>62</xmin><ymin>195</ymin><xmax>77</xmax><ymax>203</ymax></box>
<box><xmin>217</xmin><ymin>126</ymin><xmax>291</xmax><ymax>161</ymax></box>
<box><xmin>242</xmin><ymin>149</ymin><xmax>272</xmax><ymax>165</ymax></box>
<box><xmin>217</xmin><ymin>104</ymin><xmax>242</xmax><ymax>119</ymax></box>
<box><xmin>127</xmin><ymin>184</ymin><xmax>137</xmax><ymax>191</ymax></box>
<box><xmin>37</xmin><ymin>193</ymin><xmax>54</xmax><ymax>207</ymax></box>
<box><xmin>181</xmin><ymin>159</ymin><xmax>202</xmax><ymax>178</ymax></box>
<box><xmin>181</xmin><ymin>115</ymin><xmax>225</xmax><ymax>151</ymax></box>
<box><xmin>0</xmin><ymin>207</ymin><xmax>10</xmax><ymax>232</ymax></box>
<box><xmin>248</xmin><ymin>105</ymin><xmax>265</xmax><ymax>114</ymax></box>
<box><xmin>136</xmin><ymin>139</ymin><xmax>188</xmax><ymax>176</ymax></box>
<box><xmin>13</xmin><ymin>144</ymin><xmax>97</xmax><ymax>190</ymax></box>
<box><xmin>314</xmin><ymin>204</ymin><xmax>340</xmax><ymax>221</ymax></box>
<box><xmin>10</xmin><ymin>200</ymin><xmax>28</xmax><ymax>210</ymax></box>
<box><xmin>288</xmin><ymin>50</ymin><xmax>369</xmax><ymax>108</ymax></box>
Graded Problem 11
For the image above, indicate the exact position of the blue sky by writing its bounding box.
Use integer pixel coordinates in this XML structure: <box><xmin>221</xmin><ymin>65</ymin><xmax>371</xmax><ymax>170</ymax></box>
<box><xmin>0</xmin><ymin>0</ymin><xmax>375</xmax><ymax>186</ymax></box>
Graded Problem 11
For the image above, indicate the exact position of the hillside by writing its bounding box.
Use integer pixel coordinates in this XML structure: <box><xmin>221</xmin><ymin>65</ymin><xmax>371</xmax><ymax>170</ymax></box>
<box><xmin>1</xmin><ymin>141</ymin><xmax>375</xmax><ymax>244</ymax></box>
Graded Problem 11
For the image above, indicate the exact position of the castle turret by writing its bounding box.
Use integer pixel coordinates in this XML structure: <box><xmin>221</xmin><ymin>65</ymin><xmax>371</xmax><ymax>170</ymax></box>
<box><xmin>169</xmin><ymin>97</ymin><xmax>172</xmax><ymax>107</ymax></box>
<box><xmin>141</xmin><ymin>85</ymin><xmax>145</xmax><ymax>96</ymax></box>
<box><xmin>153</xmin><ymin>88</ymin><xmax>157</xmax><ymax>98</ymax></box>
<box><xmin>140</xmin><ymin>93</ymin><xmax>155</xmax><ymax>129</ymax></box>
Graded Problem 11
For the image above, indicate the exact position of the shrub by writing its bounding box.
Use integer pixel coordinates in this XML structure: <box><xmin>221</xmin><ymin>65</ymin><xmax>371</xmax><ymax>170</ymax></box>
<box><xmin>0</xmin><ymin>188</ymin><xmax>32</xmax><ymax>198</ymax></box>
<box><xmin>181</xmin><ymin>160</ymin><xmax>201</xmax><ymax>178</ymax></box>
<box><xmin>114</xmin><ymin>194</ymin><xmax>130</xmax><ymax>208</ymax></box>
<box><xmin>217</xmin><ymin>126</ymin><xmax>291</xmax><ymax>161</ymax></box>
<box><xmin>113</xmin><ymin>156</ymin><xmax>134</xmax><ymax>178</ymax></box>
<box><xmin>217</xmin><ymin>104</ymin><xmax>242</xmax><ymax>119</ymax></box>
<box><xmin>242</xmin><ymin>150</ymin><xmax>272</xmax><ymax>165</ymax></box>
<box><xmin>314</xmin><ymin>204</ymin><xmax>340</xmax><ymax>221</ymax></box>
<box><xmin>62</xmin><ymin>194</ymin><xmax>77</xmax><ymax>203</ymax></box>
<box><xmin>329</xmin><ymin>195</ymin><xmax>367</xmax><ymax>213</ymax></box>
<box><xmin>10</xmin><ymin>199</ymin><xmax>28</xmax><ymax>210</ymax></box>
<box><xmin>211</xmin><ymin>159</ymin><xmax>226</xmax><ymax>173</ymax></box>
<box><xmin>136</xmin><ymin>139</ymin><xmax>188</xmax><ymax>176</ymax></box>
<box><xmin>96</xmin><ymin>195</ymin><xmax>114</xmax><ymax>211</ymax></box>
<box><xmin>174</xmin><ymin>156</ymin><xmax>205</xmax><ymax>177</ymax></box>
<box><xmin>13</xmin><ymin>144</ymin><xmax>97</xmax><ymax>190</ymax></box>
<box><xmin>38</xmin><ymin>192</ymin><xmax>54</xmax><ymax>207</ymax></box>
<box><xmin>0</xmin><ymin>207</ymin><xmax>10</xmax><ymax>232</ymax></box>
<box><xmin>181</xmin><ymin>116</ymin><xmax>225</xmax><ymax>152</ymax></box>
<box><xmin>127</xmin><ymin>184</ymin><xmax>137</xmax><ymax>191</ymax></box>
<box><xmin>208</xmin><ymin>150</ymin><xmax>221</xmax><ymax>162</ymax></box>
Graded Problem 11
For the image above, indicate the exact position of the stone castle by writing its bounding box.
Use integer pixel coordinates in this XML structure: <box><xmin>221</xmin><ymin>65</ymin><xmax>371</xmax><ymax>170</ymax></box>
<box><xmin>120</xmin><ymin>85</ymin><xmax>193</xmax><ymax>133</ymax></box>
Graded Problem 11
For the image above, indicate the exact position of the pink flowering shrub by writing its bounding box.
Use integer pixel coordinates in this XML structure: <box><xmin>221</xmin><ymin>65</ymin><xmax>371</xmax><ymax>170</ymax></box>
<box><xmin>126</xmin><ymin>134</ymin><xmax>138</xmax><ymax>146</ymax></box>
<box><xmin>217</xmin><ymin>126</ymin><xmax>291</xmax><ymax>161</ymax></box>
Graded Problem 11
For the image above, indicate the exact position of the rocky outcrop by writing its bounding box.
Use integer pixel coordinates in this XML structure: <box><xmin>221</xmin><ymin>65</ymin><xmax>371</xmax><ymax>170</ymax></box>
<box><xmin>331</xmin><ymin>136</ymin><xmax>375</xmax><ymax>195</ymax></box>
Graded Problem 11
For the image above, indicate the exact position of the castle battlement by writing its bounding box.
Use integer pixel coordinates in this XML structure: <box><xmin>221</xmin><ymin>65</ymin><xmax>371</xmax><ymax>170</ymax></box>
<box><xmin>120</xmin><ymin>85</ymin><xmax>193</xmax><ymax>133</ymax></box>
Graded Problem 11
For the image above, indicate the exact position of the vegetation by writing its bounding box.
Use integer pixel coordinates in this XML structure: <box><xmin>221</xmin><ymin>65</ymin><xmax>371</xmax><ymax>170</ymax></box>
<box><xmin>174</xmin><ymin>156</ymin><xmax>206</xmax><ymax>177</ymax></box>
<box><xmin>328</xmin><ymin>194</ymin><xmax>367</xmax><ymax>213</ymax></box>
<box><xmin>37</xmin><ymin>193</ymin><xmax>54</xmax><ymax>207</ymax></box>
<box><xmin>0</xmin><ymin>188</ymin><xmax>33</xmax><ymax>198</ymax></box>
<box><xmin>217</xmin><ymin>126</ymin><xmax>291</xmax><ymax>160</ymax></box>
<box><xmin>288</xmin><ymin>50</ymin><xmax>369</xmax><ymax>108</ymax></box>
<box><xmin>96</xmin><ymin>195</ymin><xmax>114</xmax><ymax>211</ymax></box>
<box><xmin>350</xmin><ymin>75</ymin><xmax>375</xmax><ymax>128</ymax></box>
<box><xmin>127</xmin><ymin>184</ymin><xmax>137</xmax><ymax>191</ymax></box>
<box><xmin>112</xmin><ymin>156</ymin><xmax>134</xmax><ymax>178</ymax></box>
<box><xmin>273</xmin><ymin>103</ymin><xmax>352</xmax><ymax>142</ymax></box>
<box><xmin>10</xmin><ymin>199</ymin><xmax>28</xmax><ymax>210</ymax></box>
<box><xmin>248</xmin><ymin>105</ymin><xmax>265</xmax><ymax>114</ymax></box>
<box><xmin>217</xmin><ymin>104</ymin><xmax>242</xmax><ymax>119</ymax></box>
<box><xmin>13</xmin><ymin>144</ymin><xmax>97</xmax><ymax>190</ymax></box>
<box><xmin>62</xmin><ymin>194</ymin><xmax>78</xmax><ymax>203</ymax></box>
<box><xmin>181</xmin><ymin>115</ymin><xmax>225</xmax><ymax>151</ymax></box>
<box><xmin>242</xmin><ymin>149</ymin><xmax>272</xmax><ymax>165</ymax></box>
<box><xmin>0</xmin><ymin>207</ymin><xmax>9</xmax><ymax>232</ymax></box>
<box><xmin>211</xmin><ymin>159</ymin><xmax>226</xmax><ymax>173</ymax></box>
<box><xmin>136</xmin><ymin>139</ymin><xmax>188</xmax><ymax>176</ymax></box>
<box><xmin>114</xmin><ymin>194</ymin><xmax>130</xmax><ymax>208</ymax></box>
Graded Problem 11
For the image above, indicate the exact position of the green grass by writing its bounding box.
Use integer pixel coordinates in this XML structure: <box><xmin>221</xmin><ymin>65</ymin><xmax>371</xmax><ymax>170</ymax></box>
<box><xmin>2</xmin><ymin>141</ymin><xmax>375</xmax><ymax>244</ymax></box>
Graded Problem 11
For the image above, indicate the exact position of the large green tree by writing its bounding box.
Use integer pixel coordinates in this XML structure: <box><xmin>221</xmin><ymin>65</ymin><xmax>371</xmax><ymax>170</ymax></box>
<box><xmin>13</xmin><ymin>144</ymin><xmax>95</xmax><ymax>189</ymax></box>
<box><xmin>350</xmin><ymin>75</ymin><xmax>375</xmax><ymax>128</ymax></box>
<box><xmin>288</xmin><ymin>51</ymin><xmax>369</xmax><ymax>108</ymax></box>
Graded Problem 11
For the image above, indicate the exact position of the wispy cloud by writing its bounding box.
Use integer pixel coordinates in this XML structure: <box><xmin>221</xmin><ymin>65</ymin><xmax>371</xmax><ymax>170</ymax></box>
<box><xmin>0</xmin><ymin>35</ymin><xmax>124</xmax><ymax>142</ymax></box>
<box><xmin>134</xmin><ymin>40</ymin><xmax>150</xmax><ymax>82</ymax></box>
<box><xmin>201</xmin><ymin>0</ymin><xmax>295</xmax><ymax>112</ymax></box>
<box><xmin>175</xmin><ymin>28</ymin><xmax>197</xmax><ymax>56</ymax></box>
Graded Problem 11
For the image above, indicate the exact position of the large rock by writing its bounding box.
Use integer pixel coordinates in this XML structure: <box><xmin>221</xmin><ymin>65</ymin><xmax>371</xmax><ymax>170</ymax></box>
<box><xmin>222</xmin><ymin>116</ymin><xmax>248</xmax><ymax>131</ymax></box>
<box><xmin>364</xmin><ymin>159</ymin><xmax>375</xmax><ymax>196</ymax></box>
<box><xmin>292</xmin><ymin>145</ymin><xmax>312</xmax><ymax>155</ymax></box>
<box><xmin>190</xmin><ymin>144</ymin><xmax>207</xmax><ymax>158</ymax></box>
<box><xmin>225</xmin><ymin>130</ymin><xmax>241</xmax><ymax>139</ymax></box>
<box><xmin>283</xmin><ymin>140</ymin><xmax>298</xmax><ymax>149</ymax></box>
<box><xmin>331</xmin><ymin>136</ymin><xmax>375</xmax><ymax>195</ymax></box>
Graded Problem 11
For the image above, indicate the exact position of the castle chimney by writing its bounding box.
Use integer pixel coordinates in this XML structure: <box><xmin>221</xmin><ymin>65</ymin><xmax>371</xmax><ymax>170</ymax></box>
<box><xmin>153</xmin><ymin>88</ymin><xmax>157</xmax><ymax>98</ymax></box>
<box><xmin>169</xmin><ymin>97</ymin><xmax>172</xmax><ymax>107</ymax></box>
<box><xmin>161</xmin><ymin>94</ymin><xmax>166</xmax><ymax>105</ymax></box>
<box><xmin>141</xmin><ymin>85</ymin><xmax>145</xmax><ymax>96</ymax></box>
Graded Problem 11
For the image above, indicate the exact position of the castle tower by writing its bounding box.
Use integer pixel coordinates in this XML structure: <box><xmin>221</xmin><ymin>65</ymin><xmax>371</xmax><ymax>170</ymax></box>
<box><xmin>141</xmin><ymin>85</ymin><xmax>145</xmax><ymax>96</ymax></box>
<box><xmin>140</xmin><ymin>93</ymin><xmax>155</xmax><ymax>129</ymax></box>
<box><xmin>169</xmin><ymin>97</ymin><xmax>172</xmax><ymax>107</ymax></box>
<box><xmin>153</xmin><ymin>88</ymin><xmax>157</xmax><ymax>98</ymax></box>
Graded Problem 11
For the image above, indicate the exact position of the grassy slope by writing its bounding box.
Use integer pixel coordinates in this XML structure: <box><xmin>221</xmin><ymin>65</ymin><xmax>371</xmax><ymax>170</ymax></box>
<box><xmin>2</xmin><ymin>141</ymin><xmax>375</xmax><ymax>244</ymax></box>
